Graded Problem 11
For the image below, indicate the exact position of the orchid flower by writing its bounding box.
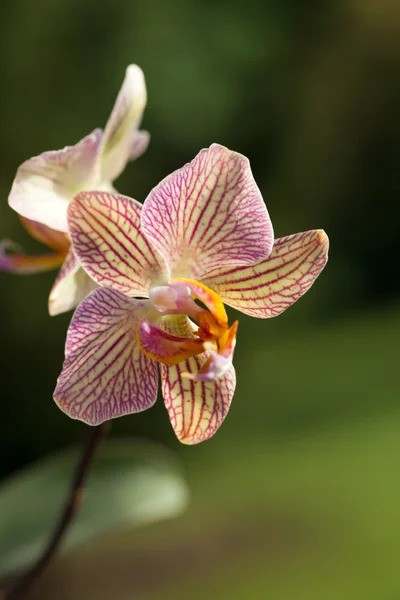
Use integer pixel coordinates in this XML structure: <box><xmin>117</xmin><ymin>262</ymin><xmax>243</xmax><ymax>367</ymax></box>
<box><xmin>0</xmin><ymin>65</ymin><xmax>149</xmax><ymax>315</ymax></box>
<box><xmin>54</xmin><ymin>144</ymin><xmax>329</xmax><ymax>444</ymax></box>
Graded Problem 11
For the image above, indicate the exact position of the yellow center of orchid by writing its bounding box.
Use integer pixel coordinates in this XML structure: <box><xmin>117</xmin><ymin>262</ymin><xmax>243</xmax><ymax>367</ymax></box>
<box><xmin>138</xmin><ymin>278</ymin><xmax>238</xmax><ymax>374</ymax></box>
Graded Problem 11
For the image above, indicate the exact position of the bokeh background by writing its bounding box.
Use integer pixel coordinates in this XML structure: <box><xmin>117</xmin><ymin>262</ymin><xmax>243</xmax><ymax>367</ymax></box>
<box><xmin>1</xmin><ymin>0</ymin><xmax>399</xmax><ymax>598</ymax></box>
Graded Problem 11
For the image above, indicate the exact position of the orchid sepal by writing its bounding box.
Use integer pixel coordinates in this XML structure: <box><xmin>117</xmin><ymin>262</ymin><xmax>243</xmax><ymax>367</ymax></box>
<box><xmin>204</xmin><ymin>229</ymin><xmax>329</xmax><ymax>318</ymax></box>
<box><xmin>141</xmin><ymin>144</ymin><xmax>274</xmax><ymax>280</ymax></box>
<box><xmin>98</xmin><ymin>64</ymin><xmax>148</xmax><ymax>182</ymax></box>
<box><xmin>48</xmin><ymin>248</ymin><xmax>98</xmax><ymax>317</ymax></box>
<box><xmin>8</xmin><ymin>129</ymin><xmax>103</xmax><ymax>233</ymax></box>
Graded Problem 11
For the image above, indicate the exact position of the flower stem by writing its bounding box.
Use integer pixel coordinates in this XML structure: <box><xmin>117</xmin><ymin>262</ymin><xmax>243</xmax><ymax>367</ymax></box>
<box><xmin>4</xmin><ymin>423</ymin><xmax>110</xmax><ymax>600</ymax></box>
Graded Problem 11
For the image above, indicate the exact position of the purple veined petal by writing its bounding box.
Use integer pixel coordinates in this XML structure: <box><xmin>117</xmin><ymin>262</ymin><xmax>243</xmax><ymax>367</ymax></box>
<box><xmin>48</xmin><ymin>248</ymin><xmax>98</xmax><ymax>316</ymax></box>
<box><xmin>67</xmin><ymin>191</ymin><xmax>169</xmax><ymax>297</ymax></box>
<box><xmin>161</xmin><ymin>357</ymin><xmax>236</xmax><ymax>445</ymax></box>
<box><xmin>159</xmin><ymin>316</ymin><xmax>236</xmax><ymax>444</ymax></box>
<box><xmin>54</xmin><ymin>287</ymin><xmax>158</xmax><ymax>425</ymax></box>
<box><xmin>141</xmin><ymin>144</ymin><xmax>274</xmax><ymax>279</ymax></box>
<box><xmin>99</xmin><ymin>65</ymin><xmax>147</xmax><ymax>183</ymax></box>
<box><xmin>9</xmin><ymin>129</ymin><xmax>103</xmax><ymax>233</ymax></box>
<box><xmin>203</xmin><ymin>230</ymin><xmax>329</xmax><ymax>318</ymax></box>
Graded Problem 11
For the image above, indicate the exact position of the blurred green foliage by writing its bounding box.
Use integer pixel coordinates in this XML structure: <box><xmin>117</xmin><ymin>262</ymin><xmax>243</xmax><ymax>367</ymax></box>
<box><xmin>0</xmin><ymin>0</ymin><xmax>399</xmax><ymax>597</ymax></box>
<box><xmin>0</xmin><ymin>439</ymin><xmax>188</xmax><ymax>577</ymax></box>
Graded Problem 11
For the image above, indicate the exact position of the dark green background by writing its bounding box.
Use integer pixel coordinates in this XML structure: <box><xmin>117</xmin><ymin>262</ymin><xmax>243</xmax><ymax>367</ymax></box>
<box><xmin>1</xmin><ymin>0</ymin><xmax>399</xmax><ymax>598</ymax></box>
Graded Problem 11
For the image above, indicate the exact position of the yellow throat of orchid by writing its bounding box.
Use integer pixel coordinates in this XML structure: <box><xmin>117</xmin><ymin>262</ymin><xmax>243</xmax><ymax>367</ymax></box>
<box><xmin>137</xmin><ymin>278</ymin><xmax>238</xmax><ymax>380</ymax></box>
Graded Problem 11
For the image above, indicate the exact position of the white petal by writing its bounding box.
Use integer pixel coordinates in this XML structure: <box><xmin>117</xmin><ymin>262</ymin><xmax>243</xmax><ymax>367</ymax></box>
<box><xmin>9</xmin><ymin>130</ymin><xmax>102</xmax><ymax>232</ymax></box>
<box><xmin>48</xmin><ymin>249</ymin><xmax>98</xmax><ymax>316</ymax></box>
<box><xmin>99</xmin><ymin>65</ymin><xmax>147</xmax><ymax>182</ymax></box>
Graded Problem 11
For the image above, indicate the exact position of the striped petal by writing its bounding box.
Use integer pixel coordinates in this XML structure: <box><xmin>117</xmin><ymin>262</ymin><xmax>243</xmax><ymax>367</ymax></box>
<box><xmin>54</xmin><ymin>288</ymin><xmax>158</xmax><ymax>425</ymax></box>
<box><xmin>9</xmin><ymin>129</ymin><xmax>102</xmax><ymax>232</ymax></box>
<box><xmin>48</xmin><ymin>248</ymin><xmax>98</xmax><ymax>316</ymax></box>
<box><xmin>160</xmin><ymin>316</ymin><xmax>236</xmax><ymax>444</ymax></box>
<box><xmin>203</xmin><ymin>230</ymin><xmax>329</xmax><ymax>318</ymax></box>
<box><xmin>20</xmin><ymin>217</ymin><xmax>70</xmax><ymax>252</ymax></box>
<box><xmin>141</xmin><ymin>144</ymin><xmax>273</xmax><ymax>279</ymax></box>
<box><xmin>99</xmin><ymin>65</ymin><xmax>147</xmax><ymax>182</ymax></box>
<box><xmin>67</xmin><ymin>191</ymin><xmax>168</xmax><ymax>297</ymax></box>
<box><xmin>0</xmin><ymin>240</ymin><xmax>65</xmax><ymax>274</ymax></box>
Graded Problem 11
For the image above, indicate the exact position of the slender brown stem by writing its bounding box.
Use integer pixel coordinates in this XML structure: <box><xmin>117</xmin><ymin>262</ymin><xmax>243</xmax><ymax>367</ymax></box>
<box><xmin>4</xmin><ymin>423</ymin><xmax>110</xmax><ymax>600</ymax></box>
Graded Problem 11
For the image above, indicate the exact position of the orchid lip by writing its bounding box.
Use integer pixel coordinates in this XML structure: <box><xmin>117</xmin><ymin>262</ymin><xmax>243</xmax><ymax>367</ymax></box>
<box><xmin>140</xmin><ymin>280</ymin><xmax>239</xmax><ymax>379</ymax></box>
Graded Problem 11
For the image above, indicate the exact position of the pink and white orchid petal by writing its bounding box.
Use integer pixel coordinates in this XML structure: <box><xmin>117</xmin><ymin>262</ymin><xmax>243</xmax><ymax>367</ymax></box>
<box><xmin>20</xmin><ymin>217</ymin><xmax>70</xmax><ymax>252</ymax></box>
<box><xmin>68</xmin><ymin>191</ymin><xmax>168</xmax><ymax>297</ymax></box>
<box><xmin>141</xmin><ymin>144</ymin><xmax>274</xmax><ymax>279</ymax></box>
<box><xmin>203</xmin><ymin>230</ymin><xmax>329</xmax><ymax>318</ymax></box>
<box><xmin>54</xmin><ymin>287</ymin><xmax>158</xmax><ymax>425</ymax></box>
<box><xmin>48</xmin><ymin>248</ymin><xmax>98</xmax><ymax>316</ymax></box>
<box><xmin>137</xmin><ymin>317</ymin><xmax>204</xmax><ymax>365</ymax></box>
<box><xmin>0</xmin><ymin>240</ymin><xmax>65</xmax><ymax>274</ymax></box>
<box><xmin>9</xmin><ymin>129</ymin><xmax>102</xmax><ymax>232</ymax></box>
<box><xmin>159</xmin><ymin>316</ymin><xmax>236</xmax><ymax>444</ymax></box>
<box><xmin>129</xmin><ymin>130</ymin><xmax>150</xmax><ymax>162</ymax></box>
<box><xmin>99</xmin><ymin>65</ymin><xmax>147</xmax><ymax>182</ymax></box>
<box><xmin>161</xmin><ymin>357</ymin><xmax>236</xmax><ymax>445</ymax></box>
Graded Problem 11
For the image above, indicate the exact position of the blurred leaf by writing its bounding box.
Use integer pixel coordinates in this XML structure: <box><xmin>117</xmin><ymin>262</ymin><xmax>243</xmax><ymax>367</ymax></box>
<box><xmin>0</xmin><ymin>438</ymin><xmax>189</xmax><ymax>577</ymax></box>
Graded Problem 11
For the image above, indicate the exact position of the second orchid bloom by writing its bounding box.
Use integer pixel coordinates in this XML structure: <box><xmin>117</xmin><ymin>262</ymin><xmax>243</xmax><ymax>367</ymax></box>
<box><xmin>55</xmin><ymin>144</ymin><xmax>329</xmax><ymax>444</ymax></box>
<box><xmin>1</xmin><ymin>65</ymin><xmax>148</xmax><ymax>315</ymax></box>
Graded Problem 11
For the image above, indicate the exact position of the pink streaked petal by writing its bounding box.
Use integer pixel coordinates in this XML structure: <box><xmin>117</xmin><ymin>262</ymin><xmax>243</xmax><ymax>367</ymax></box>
<box><xmin>48</xmin><ymin>248</ymin><xmax>98</xmax><ymax>316</ymax></box>
<box><xmin>9</xmin><ymin>129</ymin><xmax>102</xmax><ymax>232</ymax></box>
<box><xmin>54</xmin><ymin>287</ymin><xmax>158</xmax><ymax>425</ymax></box>
<box><xmin>203</xmin><ymin>229</ymin><xmax>329</xmax><ymax>318</ymax></box>
<box><xmin>141</xmin><ymin>144</ymin><xmax>274</xmax><ymax>279</ymax></box>
<box><xmin>67</xmin><ymin>191</ymin><xmax>168</xmax><ymax>297</ymax></box>
<box><xmin>161</xmin><ymin>358</ymin><xmax>236</xmax><ymax>445</ymax></box>
<box><xmin>137</xmin><ymin>317</ymin><xmax>204</xmax><ymax>365</ymax></box>
<box><xmin>159</xmin><ymin>316</ymin><xmax>236</xmax><ymax>444</ymax></box>
<box><xmin>99</xmin><ymin>65</ymin><xmax>147</xmax><ymax>182</ymax></box>
<box><xmin>0</xmin><ymin>240</ymin><xmax>66</xmax><ymax>274</ymax></box>
<box><xmin>20</xmin><ymin>217</ymin><xmax>70</xmax><ymax>252</ymax></box>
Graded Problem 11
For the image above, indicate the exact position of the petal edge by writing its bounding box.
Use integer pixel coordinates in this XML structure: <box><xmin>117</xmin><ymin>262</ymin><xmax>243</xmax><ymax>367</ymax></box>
<box><xmin>204</xmin><ymin>229</ymin><xmax>329</xmax><ymax>318</ymax></box>
<box><xmin>67</xmin><ymin>191</ymin><xmax>168</xmax><ymax>297</ymax></box>
<box><xmin>54</xmin><ymin>288</ymin><xmax>158</xmax><ymax>424</ymax></box>
<box><xmin>141</xmin><ymin>144</ymin><xmax>274</xmax><ymax>279</ymax></box>
<box><xmin>9</xmin><ymin>129</ymin><xmax>102</xmax><ymax>232</ymax></box>
<box><xmin>159</xmin><ymin>315</ymin><xmax>236</xmax><ymax>444</ymax></box>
